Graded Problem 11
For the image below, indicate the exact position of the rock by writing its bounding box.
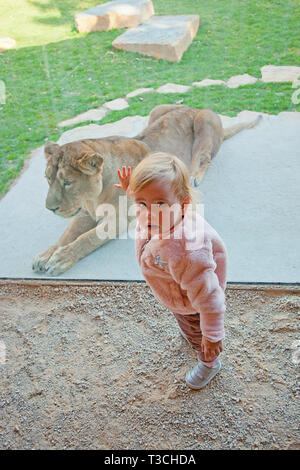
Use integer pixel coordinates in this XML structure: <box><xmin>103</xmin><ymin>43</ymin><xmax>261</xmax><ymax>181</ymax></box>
<box><xmin>156</xmin><ymin>83</ymin><xmax>191</xmax><ymax>94</ymax></box>
<box><xmin>58</xmin><ymin>107</ymin><xmax>108</xmax><ymax>127</ymax></box>
<box><xmin>126</xmin><ymin>87</ymin><xmax>154</xmax><ymax>98</ymax></box>
<box><xmin>261</xmin><ymin>65</ymin><xmax>300</xmax><ymax>83</ymax></box>
<box><xmin>112</xmin><ymin>15</ymin><xmax>200</xmax><ymax>62</ymax></box>
<box><xmin>193</xmin><ymin>78</ymin><xmax>226</xmax><ymax>87</ymax></box>
<box><xmin>103</xmin><ymin>98</ymin><xmax>129</xmax><ymax>111</ymax></box>
<box><xmin>58</xmin><ymin>115</ymin><xmax>149</xmax><ymax>145</ymax></box>
<box><xmin>226</xmin><ymin>74</ymin><xmax>258</xmax><ymax>88</ymax></box>
<box><xmin>0</xmin><ymin>37</ymin><xmax>16</xmax><ymax>52</ymax></box>
<box><xmin>231</xmin><ymin>396</ymin><xmax>241</xmax><ymax>403</ymax></box>
<box><xmin>75</xmin><ymin>0</ymin><xmax>154</xmax><ymax>32</ymax></box>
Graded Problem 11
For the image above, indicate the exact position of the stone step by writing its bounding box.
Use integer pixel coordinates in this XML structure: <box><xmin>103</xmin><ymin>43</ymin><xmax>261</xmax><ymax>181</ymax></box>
<box><xmin>226</xmin><ymin>73</ymin><xmax>257</xmax><ymax>88</ymax></box>
<box><xmin>58</xmin><ymin>107</ymin><xmax>108</xmax><ymax>128</ymax></box>
<box><xmin>112</xmin><ymin>15</ymin><xmax>200</xmax><ymax>62</ymax></box>
<box><xmin>75</xmin><ymin>0</ymin><xmax>154</xmax><ymax>32</ymax></box>
<box><xmin>156</xmin><ymin>83</ymin><xmax>191</xmax><ymax>93</ymax></box>
<box><xmin>261</xmin><ymin>65</ymin><xmax>300</xmax><ymax>83</ymax></box>
<box><xmin>103</xmin><ymin>98</ymin><xmax>129</xmax><ymax>111</ymax></box>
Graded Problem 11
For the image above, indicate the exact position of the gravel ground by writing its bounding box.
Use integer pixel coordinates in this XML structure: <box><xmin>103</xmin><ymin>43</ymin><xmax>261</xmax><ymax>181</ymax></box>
<box><xmin>0</xmin><ymin>280</ymin><xmax>299</xmax><ymax>450</ymax></box>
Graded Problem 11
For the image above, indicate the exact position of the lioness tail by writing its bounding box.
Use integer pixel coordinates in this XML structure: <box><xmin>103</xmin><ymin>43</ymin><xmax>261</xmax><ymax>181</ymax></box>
<box><xmin>223</xmin><ymin>114</ymin><xmax>262</xmax><ymax>140</ymax></box>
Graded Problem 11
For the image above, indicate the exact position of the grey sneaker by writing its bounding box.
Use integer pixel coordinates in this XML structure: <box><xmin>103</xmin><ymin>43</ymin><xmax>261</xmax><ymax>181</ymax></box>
<box><xmin>185</xmin><ymin>360</ymin><xmax>221</xmax><ymax>389</ymax></box>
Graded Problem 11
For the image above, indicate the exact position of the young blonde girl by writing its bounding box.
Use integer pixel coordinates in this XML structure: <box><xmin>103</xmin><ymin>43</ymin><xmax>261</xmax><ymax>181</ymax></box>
<box><xmin>114</xmin><ymin>152</ymin><xmax>227</xmax><ymax>389</ymax></box>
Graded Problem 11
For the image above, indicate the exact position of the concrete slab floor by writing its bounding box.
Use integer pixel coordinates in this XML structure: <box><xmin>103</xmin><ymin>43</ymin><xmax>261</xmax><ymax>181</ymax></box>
<box><xmin>0</xmin><ymin>111</ymin><xmax>299</xmax><ymax>283</ymax></box>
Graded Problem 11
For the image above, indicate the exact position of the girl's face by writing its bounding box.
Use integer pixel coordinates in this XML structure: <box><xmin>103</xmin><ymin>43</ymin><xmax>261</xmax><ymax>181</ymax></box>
<box><xmin>133</xmin><ymin>179</ymin><xmax>189</xmax><ymax>237</ymax></box>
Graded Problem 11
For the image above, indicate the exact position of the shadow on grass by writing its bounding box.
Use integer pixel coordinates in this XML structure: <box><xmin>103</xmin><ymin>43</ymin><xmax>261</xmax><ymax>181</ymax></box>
<box><xmin>27</xmin><ymin>0</ymin><xmax>106</xmax><ymax>27</ymax></box>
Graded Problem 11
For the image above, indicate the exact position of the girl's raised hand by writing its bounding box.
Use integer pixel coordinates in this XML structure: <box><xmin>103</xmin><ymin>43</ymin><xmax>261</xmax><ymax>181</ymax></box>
<box><xmin>114</xmin><ymin>166</ymin><xmax>131</xmax><ymax>193</ymax></box>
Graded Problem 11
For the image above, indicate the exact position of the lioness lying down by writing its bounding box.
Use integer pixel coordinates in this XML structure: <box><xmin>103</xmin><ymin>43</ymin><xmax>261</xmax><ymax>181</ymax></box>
<box><xmin>32</xmin><ymin>104</ymin><xmax>259</xmax><ymax>276</ymax></box>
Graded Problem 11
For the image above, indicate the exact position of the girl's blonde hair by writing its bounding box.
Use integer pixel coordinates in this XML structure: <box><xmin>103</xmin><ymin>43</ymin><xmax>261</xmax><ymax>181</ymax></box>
<box><xmin>129</xmin><ymin>152</ymin><xmax>202</xmax><ymax>207</ymax></box>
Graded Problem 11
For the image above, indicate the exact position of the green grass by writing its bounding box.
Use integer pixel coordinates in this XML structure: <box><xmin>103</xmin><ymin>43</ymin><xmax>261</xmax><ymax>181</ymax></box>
<box><xmin>0</xmin><ymin>0</ymin><xmax>299</xmax><ymax>197</ymax></box>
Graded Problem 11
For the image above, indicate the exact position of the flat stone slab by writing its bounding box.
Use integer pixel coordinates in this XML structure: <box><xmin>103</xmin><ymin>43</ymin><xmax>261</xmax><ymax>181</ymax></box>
<box><xmin>261</xmin><ymin>65</ymin><xmax>300</xmax><ymax>83</ymax></box>
<box><xmin>58</xmin><ymin>107</ymin><xmax>108</xmax><ymax>128</ymax></box>
<box><xmin>226</xmin><ymin>74</ymin><xmax>258</xmax><ymax>88</ymax></box>
<box><xmin>0</xmin><ymin>37</ymin><xmax>16</xmax><ymax>51</ymax></box>
<box><xmin>1</xmin><ymin>111</ymin><xmax>300</xmax><ymax>282</ymax></box>
<box><xmin>75</xmin><ymin>0</ymin><xmax>154</xmax><ymax>32</ymax></box>
<box><xmin>112</xmin><ymin>15</ymin><xmax>200</xmax><ymax>62</ymax></box>
<box><xmin>193</xmin><ymin>79</ymin><xmax>226</xmax><ymax>87</ymax></box>
<box><xmin>103</xmin><ymin>98</ymin><xmax>129</xmax><ymax>111</ymax></box>
<box><xmin>126</xmin><ymin>87</ymin><xmax>154</xmax><ymax>98</ymax></box>
<box><xmin>156</xmin><ymin>83</ymin><xmax>191</xmax><ymax>94</ymax></box>
<box><xmin>58</xmin><ymin>115</ymin><xmax>149</xmax><ymax>145</ymax></box>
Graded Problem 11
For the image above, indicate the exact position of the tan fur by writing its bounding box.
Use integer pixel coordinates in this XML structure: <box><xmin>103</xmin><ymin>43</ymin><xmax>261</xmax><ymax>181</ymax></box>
<box><xmin>32</xmin><ymin>105</ymin><xmax>259</xmax><ymax>275</ymax></box>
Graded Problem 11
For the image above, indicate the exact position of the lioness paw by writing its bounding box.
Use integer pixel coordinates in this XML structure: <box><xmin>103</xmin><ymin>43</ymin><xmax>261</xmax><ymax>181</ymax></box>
<box><xmin>44</xmin><ymin>245</ymin><xmax>77</xmax><ymax>276</ymax></box>
<box><xmin>32</xmin><ymin>246</ymin><xmax>58</xmax><ymax>272</ymax></box>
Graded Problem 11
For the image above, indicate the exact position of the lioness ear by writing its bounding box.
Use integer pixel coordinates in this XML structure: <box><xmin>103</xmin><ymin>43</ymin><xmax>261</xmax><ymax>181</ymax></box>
<box><xmin>44</xmin><ymin>142</ymin><xmax>60</xmax><ymax>160</ymax></box>
<box><xmin>76</xmin><ymin>152</ymin><xmax>104</xmax><ymax>175</ymax></box>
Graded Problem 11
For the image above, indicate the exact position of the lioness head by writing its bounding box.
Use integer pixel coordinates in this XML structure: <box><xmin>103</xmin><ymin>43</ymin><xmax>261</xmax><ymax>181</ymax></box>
<box><xmin>44</xmin><ymin>140</ymin><xmax>105</xmax><ymax>218</ymax></box>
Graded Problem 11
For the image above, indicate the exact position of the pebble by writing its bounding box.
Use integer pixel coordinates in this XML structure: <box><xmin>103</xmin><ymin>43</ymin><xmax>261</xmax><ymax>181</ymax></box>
<box><xmin>231</xmin><ymin>396</ymin><xmax>241</xmax><ymax>403</ymax></box>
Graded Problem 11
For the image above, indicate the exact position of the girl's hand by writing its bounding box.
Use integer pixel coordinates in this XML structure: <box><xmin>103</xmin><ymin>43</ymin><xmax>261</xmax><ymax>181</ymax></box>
<box><xmin>201</xmin><ymin>337</ymin><xmax>223</xmax><ymax>362</ymax></box>
<box><xmin>114</xmin><ymin>166</ymin><xmax>131</xmax><ymax>193</ymax></box>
